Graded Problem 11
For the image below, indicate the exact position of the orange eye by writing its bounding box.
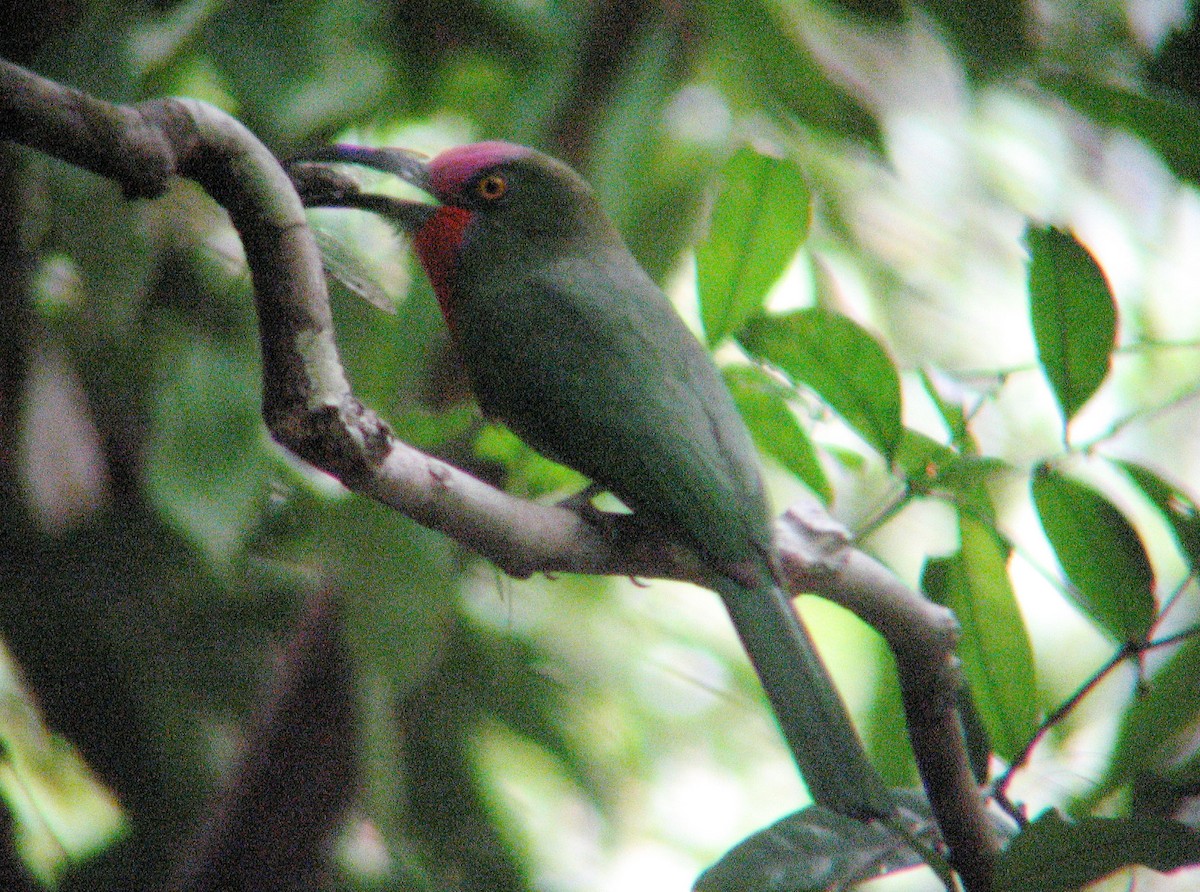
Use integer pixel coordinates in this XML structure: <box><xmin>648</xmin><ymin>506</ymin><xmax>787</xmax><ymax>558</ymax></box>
<box><xmin>476</xmin><ymin>173</ymin><xmax>508</xmax><ymax>201</ymax></box>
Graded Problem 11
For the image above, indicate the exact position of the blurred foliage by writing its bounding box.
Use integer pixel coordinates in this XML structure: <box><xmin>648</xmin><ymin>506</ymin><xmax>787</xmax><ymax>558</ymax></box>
<box><xmin>4</xmin><ymin>0</ymin><xmax>1200</xmax><ymax>890</ymax></box>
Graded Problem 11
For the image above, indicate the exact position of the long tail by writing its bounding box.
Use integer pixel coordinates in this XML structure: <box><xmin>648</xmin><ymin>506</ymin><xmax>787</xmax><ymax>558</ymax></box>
<box><xmin>715</xmin><ymin>577</ymin><xmax>894</xmax><ymax>820</ymax></box>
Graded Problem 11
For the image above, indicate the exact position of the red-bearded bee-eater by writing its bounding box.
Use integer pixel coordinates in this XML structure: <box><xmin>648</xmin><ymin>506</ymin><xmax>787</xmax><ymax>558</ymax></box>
<box><xmin>290</xmin><ymin>141</ymin><xmax>894</xmax><ymax>820</ymax></box>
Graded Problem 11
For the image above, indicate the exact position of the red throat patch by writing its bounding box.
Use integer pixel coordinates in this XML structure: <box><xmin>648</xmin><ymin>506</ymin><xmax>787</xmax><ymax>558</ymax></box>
<box><xmin>413</xmin><ymin>206</ymin><xmax>474</xmax><ymax>333</ymax></box>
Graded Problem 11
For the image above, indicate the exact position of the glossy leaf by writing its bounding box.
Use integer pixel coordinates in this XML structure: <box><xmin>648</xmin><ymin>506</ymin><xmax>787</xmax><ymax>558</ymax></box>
<box><xmin>739</xmin><ymin>309</ymin><xmax>903</xmax><ymax>460</ymax></box>
<box><xmin>723</xmin><ymin>365</ymin><xmax>830</xmax><ymax>502</ymax></box>
<box><xmin>996</xmin><ymin>810</ymin><xmax>1200</xmax><ymax>892</ymax></box>
<box><xmin>1031</xmin><ymin>466</ymin><xmax>1156</xmax><ymax>642</ymax></box>
<box><xmin>1118</xmin><ymin>461</ymin><xmax>1200</xmax><ymax>572</ymax></box>
<box><xmin>474</xmin><ymin>424</ymin><xmax>587</xmax><ymax>498</ymax></box>
<box><xmin>895</xmin><ymin>429</ymin><xmax>959</xmax><ymax>489</ymax></box>
<box><xmin>1026</xmin><ymin>227</ymin><xmax>1117</xmax><ymax>426</ymax></box>
<box><xmin>895</xmin><ymin>429</ymin><xmax>1002</xmax><ymax>521</ymax></box>
<box><xmin>0</xmin><ymin>688</ymin><xmax>124</xmax><ymax>883</ymax></box>
<box><xmin>923</xmin><ymin>516</ymin><xmax>1037</xmax><ymax>762</ymax></box>
<box><xmin>697</xmin><ymin>148</ymin><xmax>810</xmax><ymax>345</ymax></box>
<box><xmin>917</xmin><ymin>367</ymin><xmax>974</xmax><ymax>452</ymax></box>
<box><xmin>695</xmin><ymin>792</ymin><xmax>935</xmax><ymax>892</ymax></box>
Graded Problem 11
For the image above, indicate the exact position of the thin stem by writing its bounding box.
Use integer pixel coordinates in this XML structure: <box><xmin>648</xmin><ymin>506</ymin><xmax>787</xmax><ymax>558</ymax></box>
<box><xmin>851</xmin><ymin>485</ymin><xmax>913</xmax><ymax>540</ymax></box>
<box><xmin>996</xmin><ymin>623</ymin><xmax>1200</xmax><ymax>798</ymax></box>
<box><xmin>1114</xmin><ymin>339</ymin><xmax>1200</xmax><ymax>354</ymax></box>
<box><xmin>1078</xmin><ymin>380</ymin><xmax>1200</xmax><ymax>450</ymax></box>
<box><xmin>1143</xmin><ymin>623</ymin><xmax>1200</xmax><ymax>653</ymax></box>
<box><xmin>1154</xmin><ymin>572</ymin><xmax>1197</xmax><ymax>631</ymax></box>
<box><xmin>995</xmin><ymin>645</ymin><xmax>1133</xmax><ymax>800</ymax></box>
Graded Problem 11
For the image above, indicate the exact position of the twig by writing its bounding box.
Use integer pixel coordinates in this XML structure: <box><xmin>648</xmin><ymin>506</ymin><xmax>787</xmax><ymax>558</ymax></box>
<box><xmin>994</xmin><ymin>644</ymin><xmax>1133</xmax><ymax>816</ymax></box>
<box><xmin>995</xmin><ymin>623</ymin><xmax>1200</xmax><ymax>817</ymax></box>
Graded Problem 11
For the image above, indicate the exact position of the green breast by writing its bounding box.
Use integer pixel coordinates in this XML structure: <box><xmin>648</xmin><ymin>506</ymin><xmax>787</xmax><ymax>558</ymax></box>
<box><xmin>448</xmin><ymin>231</ymin><xmax>773</xmax><ymax>573</ymax></box>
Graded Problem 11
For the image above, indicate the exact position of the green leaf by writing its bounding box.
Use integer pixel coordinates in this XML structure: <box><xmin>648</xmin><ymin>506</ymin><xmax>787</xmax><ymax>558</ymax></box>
<box><xmin>723</xmin><ymin>365</ymin><xmax>831</xmax><ymax>502</ymax></box>
<box><xmin>1046</xmin><ymin>74</ymin><xmax>1200</xmax><ymax>187</ymax></box>
<box><xmin>0</xmin><ymin>679</ymin><xmax>125</xmax><ymax>883</ymax></box>
<box><xmin>923</xmin><ymin>516</ymin><xmax>1038</xmax><ymax>762</ymax></box>
<box><xmin>695</xmin><ymin>792</ymin><xmax>936</xmax><ymax>892</ymax></box>
<box><xmin>739</xmin><ymin>309</ymin><xmax>903</xmax><ymax>460</ymax></box>
<box><xmin>1118</xmin><ymin>461</ymin><xmax>1200</xmax><ymax>572</ymax></box>
<box><xmin>145</xmin><ymin>333</ymin><xmax>272</xmax><ymax>567</ymax></box>
<box><xmin>697</xmin><ymin>148</ymin><xmax>810</xmax><ymax>345</ymax></box>
<box><xmin>474</xmin><ymin>425</ymin><xmax>587</xmax><ymax>498</ymax></box>
<box><xmin>895</xmin><ymin>429</ymin><xmax>958</xmax><ymax>490</ymax></box>
<box><xmin>821</xmin><ymin>0</ymin><xmax>905</xmax><ymax>23</ymax></box>
<box><xmin>586</xmin><ymin>22</ymin><xmax>704</xmax><ymax>281</ymax></box>
<box><xmin>453</xmin><ymin>624</ymin><xmax>603</xmax><ymax>802</ymax></box>
<box><xmin>1106</xmin><ymin>636</ymin><xmax>1200</xmax><ymax>793</ymax></box>
<box><xmin>202</xmin><ymin>0</ymin><xmax>389</xmax><ymax>141</ymax></box>
<box><xmin>1031</xmin><ymin>465</ymin><xmax>1156</xmax><ymax>642</ymax></box>
<box><xmin>1026</xmin><ymin>227</ymin><xmax>1117</xmax><ymax>427</ymax></box>
<box><xmin>954</xmin><ymin>688</ymin><xmax>996</xmax><ymax>785</ymax></box>
<box><xmin>996</xmin><ymin>810</ymin><xmax>1200</xmax><ymax>892</ymax></box>
<box><xmin>331</xmin><ymin>498</ymin><xmax>456</xmax><ymax>689</ymax></box>
<box><xmin>702</xmin><ymin>0</ymin><xmax>882</xmax><ymax>147</ymax></box>
<box><xmin>920</xmin><ymin>0</ymin><xmax>1030</xmax><ymax>82</ymax></box>
<box><xmin>1146</xmin><ymin>25</ymin><xmax>1200</xmax><ymax>102</ymax></box>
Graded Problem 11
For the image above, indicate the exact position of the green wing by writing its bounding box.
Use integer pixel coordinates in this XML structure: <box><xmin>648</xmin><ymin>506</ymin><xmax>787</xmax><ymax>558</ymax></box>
<box><xmin>451</xmin><ymin>248</ymin><xmax>770</xmax><ymax>571</ymax></box>
<box><xmin>450</xmin><ymin>242</ymin><xmax>895</xmax><ymax>819</ymax></box>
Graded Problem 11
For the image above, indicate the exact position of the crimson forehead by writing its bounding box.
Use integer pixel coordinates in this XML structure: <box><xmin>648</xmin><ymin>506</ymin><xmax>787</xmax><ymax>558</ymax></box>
<box><xmin>428</xmin><ymin>141</ymin><xmax>533</xmax><ymax>195</ymax></box>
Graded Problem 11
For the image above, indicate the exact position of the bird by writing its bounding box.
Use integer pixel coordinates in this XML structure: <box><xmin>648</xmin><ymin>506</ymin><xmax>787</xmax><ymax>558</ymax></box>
<box><xmin>289</xmin><ymin>141</ymin><xmax>894</xmax><ymax>820</ymax></box>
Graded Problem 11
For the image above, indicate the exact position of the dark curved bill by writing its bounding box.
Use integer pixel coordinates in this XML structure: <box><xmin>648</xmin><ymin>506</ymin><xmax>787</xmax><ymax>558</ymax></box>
<box><xmin>325</xmin><ymin>192</ymin><xmax>437</xmax><ymax>233</ymax></box>
<box><xmin>287</xmin><ymin>144</ymin><xmax>432</xmax><ymax>193</ymax></box>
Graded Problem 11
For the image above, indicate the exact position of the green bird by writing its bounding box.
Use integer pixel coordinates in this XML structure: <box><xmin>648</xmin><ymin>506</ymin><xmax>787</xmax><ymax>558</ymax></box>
<box><xmin>292</xmin><ymin>141</ymin><xmax>893</xmax><ymax>819</ymax></box>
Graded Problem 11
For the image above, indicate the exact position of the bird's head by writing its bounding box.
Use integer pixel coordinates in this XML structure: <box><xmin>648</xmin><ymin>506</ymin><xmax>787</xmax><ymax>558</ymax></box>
<box><xmin>290</xmin><ymin>141</ymin><xmax>618</xmax><ymax>321</ymax></box>
<box><xmin>292</xmin><ymin>140</ymin><xmax>611</xmax><ymax>243</ymax></box>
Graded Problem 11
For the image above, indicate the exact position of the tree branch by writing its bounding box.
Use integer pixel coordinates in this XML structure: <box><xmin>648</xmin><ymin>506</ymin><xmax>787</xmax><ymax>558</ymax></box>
<box><xmin>169</xmin><ymin>588</ymin><xmax>358</xmax><ymax>892</ymax></box>
<box><xmin>777</xmin><ymin>502</ymin><xmax>996</xmax><ymax>889</ymax></box>
<box><xmin>0</xmin><ymin>58</ymin><xmax>997</xmax><ymax>890</ymax></box>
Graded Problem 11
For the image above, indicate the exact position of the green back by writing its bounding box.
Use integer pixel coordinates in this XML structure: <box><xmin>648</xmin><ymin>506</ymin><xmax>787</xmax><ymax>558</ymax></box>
<box><xmin>449</xmin><ymin>227</ymin><xmax>772</xmax><ymax>574</ymax></box>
